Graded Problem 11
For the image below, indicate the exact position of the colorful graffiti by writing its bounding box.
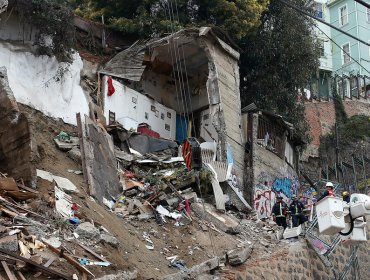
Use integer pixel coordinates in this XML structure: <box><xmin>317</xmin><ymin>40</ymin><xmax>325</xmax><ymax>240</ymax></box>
<box><xmin>272</xmin><ymin>177</ymin><xmax>299</xmax><ymax>199</ymax></box>
<box><xmin>254</xmin><ymin>174</ymin><xmax>302</xmax><ymax>219</ymax></box>
<box><xmin>254</xmin><ymin>189</ymin><xmax>277</xmax><ymax>219</ymax></box>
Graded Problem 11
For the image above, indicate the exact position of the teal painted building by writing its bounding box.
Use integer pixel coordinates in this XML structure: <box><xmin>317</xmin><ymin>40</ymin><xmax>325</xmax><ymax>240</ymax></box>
<box><xmin>327</xmin><ymin>0</ymin><xmax>370</xmax><ymax>98</ymax></box>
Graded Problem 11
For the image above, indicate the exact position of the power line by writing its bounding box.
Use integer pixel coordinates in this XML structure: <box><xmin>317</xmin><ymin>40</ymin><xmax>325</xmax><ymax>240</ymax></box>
<box><xmin>278</xmin><ymin>0</ymin><xmax>370</xmax><ymax>47</ymax></box>
<box><xmin>315</xmin><ymin>24</ymin><xmax>370</xmax><ymax>76</ymax></box>
<box><xmin>354</xmin><ymin>0</ymin><xmax>370</xmax><ymax>10</ymax></box>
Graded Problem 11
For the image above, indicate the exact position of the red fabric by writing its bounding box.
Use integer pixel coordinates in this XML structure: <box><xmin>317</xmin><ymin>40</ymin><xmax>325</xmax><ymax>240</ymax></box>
<box><xmin>137</xmin><ymin>127</ymin><xmax>160</xmax><ymax>138</ymax></box>
<box><xmin>185</xmin><ymin>199</ymin><xmax>191</xmax><ymax>216</ymax></box>
<box><xmin>107</xmin><ymin>76</ymin><xmax>115</xmax><ymax>96</ymax></box>
<box><xmin>71</xmin><ymin>203</ymin><xmax>78</xmax><ymax>211</ymax></box>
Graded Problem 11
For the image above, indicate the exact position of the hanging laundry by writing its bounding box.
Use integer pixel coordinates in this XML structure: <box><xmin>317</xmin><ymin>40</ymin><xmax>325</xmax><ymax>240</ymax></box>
<box><xmin>107</xmin><ymin>76</ymin><xmax>115</xmax><ymax>96</ymax></box>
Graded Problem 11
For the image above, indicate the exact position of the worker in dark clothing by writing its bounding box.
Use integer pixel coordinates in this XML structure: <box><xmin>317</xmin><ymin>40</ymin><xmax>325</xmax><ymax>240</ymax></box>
<box><xmin>318</xmin><ymin>182</ymin><xmax>335</xmax><ymax>201</ymax></box>
<box><xmin>272</xmin><ymin>196</ymin><xmax>288</xmax><ymax>229</ymax></box>
<box><xmin>289</xmin><ymin>195</ymin><xmax>306</xmax><ymax>227</ymax></box>
<box><xmin>342</xmin><ymin>191</ymin><xmax>350</xmax><ymax>203</ymax></box>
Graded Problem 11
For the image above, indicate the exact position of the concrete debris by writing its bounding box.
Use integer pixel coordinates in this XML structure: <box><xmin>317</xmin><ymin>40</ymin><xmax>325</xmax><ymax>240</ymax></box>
<box><xmin>42</xmin><ymin>237</ymin><xmax>61</xmax><ymax>248</ymax></box>
<box><xmin>95</xmin><ymin>270</ymin><xmax>138</xmax><ymax>280</ymax></box>
<box><xmin>13</xmin><ymin>216</ymin><xmax>48</xmax><ymax>239</ymax></box>
<box><xmin>54</xmin><ymin>136</ymin><xmax>79</xmax><ymax>151</ymax></box>
<box><xmin>191</xmin><ymin>203</ymin><xmax>239</xmax><ymax>233</ymax></box>
<box><xmin>74</xmin><ymin>222</ymin><xmax>100</xmax><ymax>240</ymax></box>
<box><xmin>37</xmin><ymin>169</ymin><xmax>79</xmax><ymax>193</ymax></box>
<box><xmin>0</xmin><ymin>235</ymin><xmax>18</xmax><ymax>252</ymax></box>
<box><xmin>100</xmin><ymin>233</ymin><xmax>120</xmax><ymax>248</ymax></box>
<box><xmin>227</xmin><ymin>246</ymin><xmax>253</xmax><ymax>266</ymax></box>
<box><xmin>189</xmin><ymin>257</ymin><xmax>220</xmax><ymax>276</ymax></box>
<box><xmin>67</xmin><ymin>146</ymin><xmax>82</xmax><ymax>164</ymax></box>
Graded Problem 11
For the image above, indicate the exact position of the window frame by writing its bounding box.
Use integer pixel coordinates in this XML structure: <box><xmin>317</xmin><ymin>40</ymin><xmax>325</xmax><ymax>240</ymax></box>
<box><xmin>338</xmin><ymin>4</ymin><xmax>348</xmax><ymax>27</ymax></box>
<box><xmin>318</xmin><ymin>39</ymin><xmax>325</xmax><ymax>57</ymax></box>
<box><xmin>314</xmin><ymin>1</ymin><xmax>324</xmax><ymax>19</ymax></box>
<box><xmin>341</xmin><ymin>42</ymin><xmax>351</xmax><ymax>65</ymax></box>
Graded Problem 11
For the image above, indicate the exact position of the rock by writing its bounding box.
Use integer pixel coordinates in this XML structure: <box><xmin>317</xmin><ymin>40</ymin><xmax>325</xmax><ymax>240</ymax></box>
<box><xmin>190</xmin><ymin>257</ymin><xmax>219</xmax><ymax>276</ymax></box>
<box><xmin>95</xmin><ymin>270</ymin><xmax>137</xmax><ymax>280</ymax></box>
<box><xmin>13</xmin><ymin>216</ymin><xmax>48</xmax><ymax>239</ymax></box>
<box><xmin>0</xmin><ymin>235</ymin><xmax>18</xmax><ymax>252</ymax></box>
<box><xmin>137</xmin><ymin>212</ymin><xmax>154</xmax><ymax>221</ymax></box>
<box><xmin>74</xmin><ymin>222</ymin><xmax>100</xmax><ymax>240</ymax></box>
<box><xmin>196</xmin><ymin>275</ymin><xmax>220</xmax><ymax>280</ymax></box>
<box><xmin>227</xmin><ymin>246</ymin><xmax>253</xmax><ymax>266</ymax></box>
<box><xmin>162</xmin><ymin>271</ymin><xmax>189</xmax><ymax>280</ymax></box>
<box><xmin>67</xmin><ymin>146</ymin><xmax>82</xmax><ymax>164</ymax></box>
<box><xmin>191</xmin><ymin>203</ymin><xmax>239</xmax><ymax>233</ymax></box>
<box><xmin>100</xmin><ymin>234</ymin><xmax>119</xmax><ymax>248</ymax></box>
<box><xmin>54</xmin><ymin>137</ymin><xmax>79</xmax><ymax>152</ymax></box>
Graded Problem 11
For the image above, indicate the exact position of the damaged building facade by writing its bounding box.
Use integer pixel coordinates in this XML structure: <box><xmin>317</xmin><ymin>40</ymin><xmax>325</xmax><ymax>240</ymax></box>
<box><xmin>241</xmin><ymin>104</ymin><xmax>310</xmax><ymax>219</ymax></box>
<box><xmin>96</xmin><ymin>28</ymin><xmax>247</xmax><ymax>207</ymax></box>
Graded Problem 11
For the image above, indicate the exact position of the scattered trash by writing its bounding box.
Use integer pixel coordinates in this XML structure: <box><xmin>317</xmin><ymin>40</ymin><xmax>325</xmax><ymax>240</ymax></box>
<box><xmin>69</xmin><ymin>217</ymin><xmax>80</xmax><ymax>225</ymax></box>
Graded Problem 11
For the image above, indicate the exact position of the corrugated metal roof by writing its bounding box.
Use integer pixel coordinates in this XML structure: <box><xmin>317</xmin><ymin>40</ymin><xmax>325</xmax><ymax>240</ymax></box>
<box><xmin>98</xmin><ymin>41</ymin><xmax>147</xmax><ymax>81</ymax></box>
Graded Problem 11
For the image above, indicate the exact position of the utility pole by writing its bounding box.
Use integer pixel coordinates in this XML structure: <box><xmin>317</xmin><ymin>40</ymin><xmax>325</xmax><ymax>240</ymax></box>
<box><xmin>335</xmin><ymin>122</ymin><xmax>339</xmax><ymax>166</ymax></box>
<box><xmin>101</xmin><ymin>15</ymin><xmax>106</xmax><ymax>49</ymax></box>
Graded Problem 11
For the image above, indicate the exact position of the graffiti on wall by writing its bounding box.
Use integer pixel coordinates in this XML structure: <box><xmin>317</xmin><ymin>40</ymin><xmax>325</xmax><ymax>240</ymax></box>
<box><xmin>254</xmin><ymin>172</ymin><xmax>303</xmax><ymax>219</ymax></box>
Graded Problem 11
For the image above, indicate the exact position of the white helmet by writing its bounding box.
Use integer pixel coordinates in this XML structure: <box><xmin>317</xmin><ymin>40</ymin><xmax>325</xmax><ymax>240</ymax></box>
<box><xmin>326</xmin><ymin>182</ymin><xmax>334</xmax><ymax>188</ymax></box>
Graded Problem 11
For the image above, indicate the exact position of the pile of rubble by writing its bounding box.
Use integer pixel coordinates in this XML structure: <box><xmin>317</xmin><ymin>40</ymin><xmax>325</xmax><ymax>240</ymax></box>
<box><xmin>53</xmin><ymin>115</ymin><xmax>293</xmax><ymax>273</ymax></box>
<box><xmin>0</xmin><ymin>171</ymin><xmax>132</xmax><ymax>279</ymax></box>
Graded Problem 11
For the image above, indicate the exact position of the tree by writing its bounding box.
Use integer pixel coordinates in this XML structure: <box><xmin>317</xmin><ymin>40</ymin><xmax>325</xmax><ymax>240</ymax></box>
<box><xmin>239</xmin><ymin>0</ymin><xmax>319</xmax><ymax>140</ymax></box>
<box><xmin>68</xmin><ymin>0</ymin><xmax>269</xmax><ymax>39</ymax></box>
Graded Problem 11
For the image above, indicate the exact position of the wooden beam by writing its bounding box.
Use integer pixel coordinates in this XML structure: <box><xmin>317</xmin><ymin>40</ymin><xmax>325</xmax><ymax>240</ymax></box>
<box><xmin>76</xmin><ymin>113</ymin><xmax>88</xmax><ymax>185</ymax></box>
<box><xmin>44</xmin><ymin>241</ymin><xmax>94</xmax><ymax>277</ymax></box>
<box><xmin>0</xmin><ymin>249</ymin><xmax>71</xmax><ymax>280</ymax></box>
<box><xmin>76</xmin><ymin>242</ymin><xmax>109</xmax><ymax>263</ymax></box>
<box><xmin>1</xmin><ymin>261</ymin><xmax>17</xmax><ymax>280</ymax></box>
<box><xmin>16</xmin><ymin>271</ymin><xmax>27</xmax><ymax>280</ymax></box>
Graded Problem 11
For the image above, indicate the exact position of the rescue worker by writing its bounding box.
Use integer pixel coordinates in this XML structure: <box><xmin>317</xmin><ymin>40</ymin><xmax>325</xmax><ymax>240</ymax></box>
<box><xmin>289</xmin><ymin>194</ymin><xmax>306</xmax><ymax>227</ymax></box>
<box><xmin>318</xmin><ymin>182</ymin><xmax>335</xmax><ymax>201</ymax></box>
<box><xmin>342</xmin><ymin>191</ymin><xmax>350</xmax><ymax>203</ymax></box>
<box><xmin>272</xmin><ymin>196</ymin><xmax>288</xmax><ymax>229</ymax></box>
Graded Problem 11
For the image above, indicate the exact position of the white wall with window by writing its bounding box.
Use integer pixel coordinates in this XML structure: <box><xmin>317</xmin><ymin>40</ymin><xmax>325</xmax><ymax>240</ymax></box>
<box><xmin>339</xmin><ymin>4</ymin><xmax>348</xmax><ymax>26</ymax></box>
<box><xmin>341</xmin><ymin>42</ymin><xmax>351</xmax><ymax>64</ymax></box>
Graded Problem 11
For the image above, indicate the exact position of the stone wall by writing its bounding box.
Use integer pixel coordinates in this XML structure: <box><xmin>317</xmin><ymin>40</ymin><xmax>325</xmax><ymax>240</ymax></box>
<box><xmin>0</xmin><ymin>67</ymin><xmax>35</xmax><ymax>185</ymax></box>
<box><xmin>236</xmin><ymin>233</ymin><xmax>370</xmax><ymax>280</ymax></box>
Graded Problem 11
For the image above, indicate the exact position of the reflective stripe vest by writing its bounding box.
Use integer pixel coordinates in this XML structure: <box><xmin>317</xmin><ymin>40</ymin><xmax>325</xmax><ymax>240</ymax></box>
<box><xmin>277</xmin><ymin>203</ymin><xmax>285</xmax><ymax>217</ymax></box>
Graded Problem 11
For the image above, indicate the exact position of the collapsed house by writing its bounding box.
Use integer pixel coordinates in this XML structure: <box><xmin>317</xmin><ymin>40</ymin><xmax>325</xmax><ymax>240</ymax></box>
<box><xmin>95</xmin><ymin>27</ymin><xmax>247</xmax><ymax>208</ymax></box>
<box><xmin>241</xmin><ymin>104</ymin><xmax>308</xmax><ymax>218</ymax></box>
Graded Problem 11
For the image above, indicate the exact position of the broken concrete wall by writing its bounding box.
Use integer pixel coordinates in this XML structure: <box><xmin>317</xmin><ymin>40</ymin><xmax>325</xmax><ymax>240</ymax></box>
<box><xmin>200</xmin><ymin>36</ymin><xmax>246</xmax><ymax>209</ymax></box>
<box><xmin>0</xmin><ymin>67</ymin><xmax>35</xmax><ymax>185</ymax></box>
<box><xmin>81</xmin><ymin>116</ymin><xmax>122</xmax><ymax>203</ymax></box>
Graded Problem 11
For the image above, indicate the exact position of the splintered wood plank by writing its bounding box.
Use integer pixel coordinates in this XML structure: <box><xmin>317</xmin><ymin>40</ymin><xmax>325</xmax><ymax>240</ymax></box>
<box><xmin>44</xmin><ymin>241</ymin><xmax>94</xmax><ymax>277</ymax></box>
<box><xmin>1</xmin><ymin>261</ymin><xmax>17</xmax><ymax>280</ymax></box>
<box><xmin>76</xmin><ymin>242</ymin><xmax>109</xmax><ymax>263</ymax></box>
<box><xmin>16</xmin><ymin>272</ymin><xmax>26</xmax><ymax>280</ymax></box>
<box><xmin>0</xmin><ymin>249</ymin><xmax>71</xmax><ymax>280</ymax></box>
